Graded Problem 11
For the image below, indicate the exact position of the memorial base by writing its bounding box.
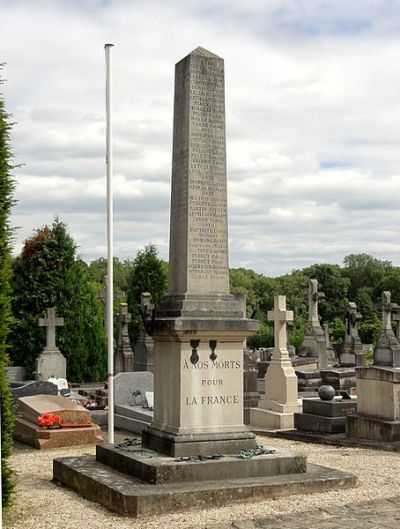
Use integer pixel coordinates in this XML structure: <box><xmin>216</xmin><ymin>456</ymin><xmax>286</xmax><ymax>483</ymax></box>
<box><xmin>347</xmin><ymin>415</ymin><xmax>400</xmax><ymax>442</ymax></box>
<box><xmin>294</xmin><ymin>398</ymin><xmax>357</xmax><ymax>434</ymax></box>
<box><xmin>13</xmin><ymin>418</ymin><xmax>103</xmax><ymax>449</ymax></box>
<box><xmin>142</xmin><ymin>426</ymin><xmax>256</xmax><ymax>457</ymax></box>
<box><xmin>53</xmin><ymin>442</ymin><xmax>356</xmax><ymax>517</ymax></box>
<box><xmin>250</xmin><ymin>404</ymin><xmax>301</xmax><ymax>431</ymax></box>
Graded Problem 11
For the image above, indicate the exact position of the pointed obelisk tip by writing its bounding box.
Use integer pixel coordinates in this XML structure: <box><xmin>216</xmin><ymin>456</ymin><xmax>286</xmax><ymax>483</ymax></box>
<box><xmin>189</xmin><ymin>46</ymin><xmax>222</xmax><ymax>59</ymax></box>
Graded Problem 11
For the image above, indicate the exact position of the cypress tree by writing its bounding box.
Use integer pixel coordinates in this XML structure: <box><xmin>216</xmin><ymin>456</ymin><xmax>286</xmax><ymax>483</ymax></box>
<box><xmin>0</xmin><ymin>66</ymin><xmax>16</xmax><ymax>509</ymax></box>
<box><xmin>10</xmin><ymin>219</ymin><xmax>107</xmax><ymax>382</ymax></box>
<box><xmin>127</xmin><ymin>244</ymin><xmax>167</xmax><ymax>346</ymax></box>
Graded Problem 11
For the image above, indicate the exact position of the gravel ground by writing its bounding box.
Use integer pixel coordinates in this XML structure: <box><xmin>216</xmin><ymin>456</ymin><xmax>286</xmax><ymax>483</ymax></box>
<box><xmin>4</xmin><ymin>431</ymin><xmax>400</xmax><ymax>529</ymax></box>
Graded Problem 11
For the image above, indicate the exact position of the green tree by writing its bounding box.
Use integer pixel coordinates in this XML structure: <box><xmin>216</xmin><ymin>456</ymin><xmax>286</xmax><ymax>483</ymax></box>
<box><xmin>303</xmin><ymin>263</ymin><xmax>350</xmax><ymax>322</ymax></box>
<box><xmin>87</xmin><ymin>257</ymin><xmax>134</xmax><ymax>293</ymax></box>
<box><xmin>127</xmin><ymin>244</ymin><xmax>168</xmax><ymax>346</ymax></box>
<box><xmin>0</xmin><ymin>68</ymin><xmax>16</xmax><ymax>509</ymax></box>
<box><xmin>10</xmin><ymin>220</ymin><xmax>107</xmax><ymax>382</ymax></box>
<box><xmin>343</xmin><ymin>253</ymin><xmax>392</xmax><ymax>301</ymax></box>
<box><xmin>355</xmin><ymin>286</ymin><xmax>376</xmax><ymax>322</ymax></box>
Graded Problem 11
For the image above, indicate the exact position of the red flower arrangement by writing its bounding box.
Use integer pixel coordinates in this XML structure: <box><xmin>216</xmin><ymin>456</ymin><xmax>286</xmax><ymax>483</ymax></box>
<box><xmin>37</xmin><ymin>413</ymin><xmax>62</xmax><ymax>429</ymax></box>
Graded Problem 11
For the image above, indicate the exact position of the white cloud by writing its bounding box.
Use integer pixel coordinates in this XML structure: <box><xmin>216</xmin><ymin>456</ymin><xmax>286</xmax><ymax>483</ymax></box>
<box><xmin>2</xmin><ymin>0</ymin><xmax>400</xmax><ymax>276</ymax></box>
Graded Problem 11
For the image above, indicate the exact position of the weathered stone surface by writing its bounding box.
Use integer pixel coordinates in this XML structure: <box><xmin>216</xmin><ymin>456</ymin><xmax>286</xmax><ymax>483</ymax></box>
<box><xmin>96</xmin><ymin>444</ymin><xmax>306</xmax><ymax>484</ymax></box>
<box><xmin>53</xmin><ymin>456</ymin><xmax>356</xmax><ymax>517</ymax></box>
<box><xmin>134</xmin><ymin>292</ymin><xmax>155</xmax><ymax>372</ymax></box>
<box><xmin>251</xmin><ymin>296</ymin><xmax>301</xmax><ymax>430</ymax></box>
<box><xmin>374</xmin><ymin>291</ymin><xmax>400</xmax><ymax>367</ymax></box>
<box><xmin>17</xmin><ymin>395</ymin><xmax>91</xmax><ymax>426</ymax></box>
<box><xmin>5</xmin><ymin>366</ymin><xmax>26</xmax><ymax>383</ymax></box>
<box><xmin>347</xmin><ymin>414</ymin><xmax>400</xmax><ymax>442</ymax></box>
<box><xmin>299</xmin><ymin>280</ymin><xmax>326</xmax><ymax>361</ymax></box>
<box><xmin>294</xmin><ymin>413</ymin><xmax>346</xmax><ymax>434</ymax></box>
<box><xmin>340</xmin><ymin>302</ymin><xmax>364</xmax><ymax>367</ymax></box>
<box><xmin>11</xmin><ymin>380</ymin><xmax>58</xmax><ymax>401</ymax></box>
<box><xmin>115</xmin><ymin>303</ymin><xmax>134</xmax><ymax>374</ymax></box>
<box><xmin>302</xmin><ymin>398</ymin><xmax>357</xmax><ymax>418</ymax></box>
<box><xmin>355</xmin><ymin>366</ymin><xmax>400</xmax><ymax>421</ymax></box>
<box><xmin>321</xmin><ymin>368</ymin><xmax>356</xmax><ymax>390</ymax></box>
<box><xmin>14</xmin><ymin>394</ymin><xmax>102</xmax><ymax>449</ymax></box>
<box><xmin>13</xmin><ymin>418</ymin><xmax>102</xmax><ymax>449</ymax></box>
<box><xmin>114</xmin><ymin>371</ymin><xmax>153</xmax><ymax>407</ymax></box>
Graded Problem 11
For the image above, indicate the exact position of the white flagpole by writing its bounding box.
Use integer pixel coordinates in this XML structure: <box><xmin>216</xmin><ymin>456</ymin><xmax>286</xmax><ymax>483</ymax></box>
<box><xmin>105</xmin><ymin>43</ymin><xmax>114</xmax><ymax>444</ymax></box>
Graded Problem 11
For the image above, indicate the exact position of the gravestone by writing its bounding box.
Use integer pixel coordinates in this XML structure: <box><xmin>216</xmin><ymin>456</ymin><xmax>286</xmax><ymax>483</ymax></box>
<box><xmin>13</xmin><ymin>394</ymin><xmax>102</xmax><ymax>449</ymax></box>
<box><xmin>374</xmin><ymin>291</ymin><xmax>400</xmax><ymax>366</ymax></box>
<box><xmin>250</xmin><ymin>295</ymin><xmax>301</xmax><ymax>429</ymax></box>
<box><xmin>115</xmin><ymin>303</ymin><xmax>134</xmax><ymax>373</ymax></box>
<box><xmin>114</xmin><ymin>371</ymin><xmax>154</xmax><ymax>407</ymax></box>
<box><xmin>5</xmin><ymin>366</ymin><xmax>26</xmax><ymax>383</ymax></box>
<box><xmin>295</xmin><ymin>394</ymin><xmax>357</xmax><ymax>434</ymax></box>
<box><xmin>96</xmin><ymin>275</ymin><xmax>125</xmax><ymax>327</ymax></box>
<box><xmin>134</xmin><ymin>292</ymin><xmax>155</xmax><ymax>372</ymax></box>
<box><xmin>348</xmin><ymin>291</ymin><xmax>400</xmax><ymax>442</ymax></box>
<box><xmin>11</xmin><ymin>380</ymin><xmax>58</xmax><ymax>402</ymax></box>
<box><xmin>324</xmin><ymin>323</ymin><xmax>338</xmax><ymax>366</ymax></box>
<box><xmin>341</xmin><ymin>302</ymin><xmax>364</xmax><ymax>367</ymax></box>
<box><xmin>235</xmin><ymin>292</ymin><xmax>260</xmax><ymax>424</ymax></box>
<box><xmin>300</xmin><ymin>279</ymin><xmax>327</xmax><ymax>361</ymax></box>
<box><xmin>35</xmin><ymin>307</ymin><xmax>66</xmax><ymax>380</ymax></box>
<box><xmin>54</xmin><ymin>47</ymin><xmax>356</xmax><ymax>516</ymax></box>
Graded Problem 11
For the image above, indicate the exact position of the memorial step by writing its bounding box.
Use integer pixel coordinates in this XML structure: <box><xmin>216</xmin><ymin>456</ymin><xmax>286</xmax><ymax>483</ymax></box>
<box><xmin>53</xmin><ymin>456</ymin><xmax>356</xmax><ymax>518</ymax></box>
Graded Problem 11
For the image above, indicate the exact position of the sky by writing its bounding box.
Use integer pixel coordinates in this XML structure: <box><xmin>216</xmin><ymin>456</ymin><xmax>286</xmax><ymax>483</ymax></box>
<box><xmin>2</xmin><ymin>0</ymin><xmax>400</xmax><ymax>276</ymax></box>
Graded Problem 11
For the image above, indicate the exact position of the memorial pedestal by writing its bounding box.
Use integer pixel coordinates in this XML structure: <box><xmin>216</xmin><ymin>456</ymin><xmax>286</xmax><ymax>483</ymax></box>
<box><xmin>295</xmin><ymin>398</ymin><xmax>357</xmax><ymax>434</ymax></box>
<box><xmin>347</xmin><ymin>366</ymin><xmax>400</xmax><ymax>442</ymax></box>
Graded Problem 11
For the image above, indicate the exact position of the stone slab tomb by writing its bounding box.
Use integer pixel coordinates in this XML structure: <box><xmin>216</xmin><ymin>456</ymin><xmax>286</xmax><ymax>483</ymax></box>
<box><xmin>14</xmin><ymin>395</ymin><xmax>102</xmax><ymax>449</ymax></box>
<box><xmin>54</xmin><ymin>46</ymin><xmax>356</xmax><ymax>516</ymax></box>
<box><xmin>294</xmin><ymin>397</ymin><xmax>357</xmax><ymax>434</ymax></box>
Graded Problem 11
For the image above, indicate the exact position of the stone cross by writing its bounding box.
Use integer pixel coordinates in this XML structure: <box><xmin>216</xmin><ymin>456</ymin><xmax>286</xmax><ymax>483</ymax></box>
<box><xmin>268</xmin><ymin>295</ymin><xmax>293</xmax><ymax>360</ymax></box>
<box><xmin>392</xmin><ymin>310</ymin><xmax>400</xmax><ymax>339</ymax></box>
<box><xmin>38</xmin><ymin>307</ymin><xmax>64</xmax><ymax>351</ymax></box>
<box><xmin>381</xmin><ymin>291</ymin><xmax>399</xmax><ymax>331</ymax></box>
<box><xmin>96</xmin><ymin>275</ymin><xmax>126</xmax><ymax>326</ymax></box>
<box><xmin>141</xmin><ymin>292</ymin><xmax>154</xmax><ymax>319</ymax></box>
<box><xmin>116</xmin><ymin>303</ymin><xmax>132</xmax><ymax>338</ymax></box>
<box><xmin>345</xmin><ymin>302</ymin><xmax>362</xmax><ymax>337</ymax></box>
<box><xmin>308</xmin><ymin>279</ymin><xmax>325</xmax><ymax>323</ymax></box>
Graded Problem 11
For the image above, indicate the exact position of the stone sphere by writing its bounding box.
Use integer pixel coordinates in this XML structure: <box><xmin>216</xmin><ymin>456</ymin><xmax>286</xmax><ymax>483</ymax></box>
<box><xmin>318</xmin><ymin>385</ymin><xmax>335</xmax><ymax>401</ymax></box>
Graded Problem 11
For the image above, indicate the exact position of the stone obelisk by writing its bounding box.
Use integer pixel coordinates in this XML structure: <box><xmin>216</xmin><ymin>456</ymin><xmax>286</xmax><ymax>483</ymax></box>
<box><xmin>142</xmin><ymin>47</ymin><xmax>259</xmax><ymax>456</ymax></box>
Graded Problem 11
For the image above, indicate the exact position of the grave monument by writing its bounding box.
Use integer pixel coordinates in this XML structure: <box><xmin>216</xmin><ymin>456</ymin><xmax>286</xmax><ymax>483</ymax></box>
<box><xmin>250</xmin><ymin>295</ymin><xmax>301</xmax><ymax>429</ymax></box>
<box><xmin>347</xmin><ymin>291</ymin><xmax>400</xmax><ymax>441</ymax></box>
<box><xmin>35</xmin><ymin>307</ymin><xmax>66</xmax><ymax>380</ymax></box>
<box><xmin>133</xmin><ymin>292</ymin><xmax>155</xmax><ymax>372</ymax></box>
<box><xmin>340</xmin><ymin>302</ymin><xmax>364</xmax><ymax>367</ymax></box>
<box><xmin>300</xmin><ymin>279</ymin><xmax>327</xmax><ymax>359</ymax></box>
<box><xmin>115</xmin><ymin>303</ymin><xmax>134</xmax><ymax>373</ymax></box>
<box><xmin>14</xmin><ymin>394</ymin><xmax>102</xmax><ymax>449</ymax></box>
<box><xmin>54</xmin><ymin>47</ymin><xmax>356</xmax><ymax>516</ymax></box>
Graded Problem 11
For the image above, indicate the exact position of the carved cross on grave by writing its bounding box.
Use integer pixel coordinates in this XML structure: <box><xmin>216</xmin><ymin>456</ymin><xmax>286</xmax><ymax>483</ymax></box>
<box><xmin>308</xmin><ymin>279</ymin><xmax>325</xmax><ymax>324</ymax></box>
<box><xmin>138</xmin><ymin>292</ymin><xmax>155</xmax><ymax>336</ymax></box>
<box><xmin>95</xmin><ymin>275</ymin><xmax>126</xmax><ymax>325</ymax></box>
<box><xmin>392</xmin><ymin>310</ymin><xmax>400</xmax><ymax>339</ymax></box>
<box><xmin>345</xmin><ymin>302</ymin><xmax>362</xmax><ymax>337</ymax></box>
<box><xmin>381</xmin><ymin>291</ymin><xmax>399</xmax><ymax>331</ymax></box>
<box><xmin>268</xmin><ymin>295</ymin><xmax>293</xmax><ymax>360</ymax></box>
<box><xmin>38</xmin><ymin>307</ymin><xmax>64</xmax><ymax>351</ymax></box>
<box><xmin>116</xmin><ymin>303</ymin><xmax>132</xmax><ymax>344</ymax></box>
